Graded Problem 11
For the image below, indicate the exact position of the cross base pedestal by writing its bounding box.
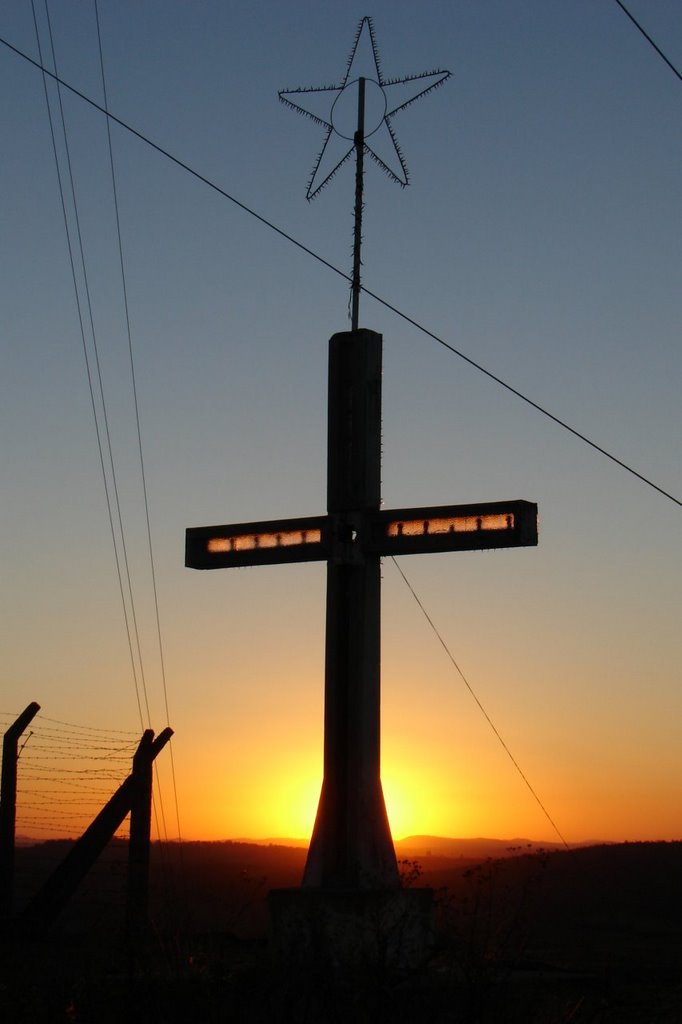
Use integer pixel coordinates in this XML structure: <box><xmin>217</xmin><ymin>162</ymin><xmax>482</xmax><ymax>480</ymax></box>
<box><xmin>268</xmin><ymin>887</ymin><xmax>433</xmax><ymax>971</ymax></box>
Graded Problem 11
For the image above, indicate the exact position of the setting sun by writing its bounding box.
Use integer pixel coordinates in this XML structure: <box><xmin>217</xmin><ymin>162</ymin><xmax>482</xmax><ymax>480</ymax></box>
<box><xmin>382</xmin><ymin>775</ymin><xmax>417</xmax><ymax>841</ymax></box>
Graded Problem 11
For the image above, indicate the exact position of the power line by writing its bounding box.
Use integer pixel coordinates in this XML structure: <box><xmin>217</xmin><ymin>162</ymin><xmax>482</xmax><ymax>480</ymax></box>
<box><xmin>612</xmin><ymin>0</ymin><xmax>682</xmax><ymax>83</ymax></box>
<box><xmin>93</xmin><ymin>0</ymin><xmax>182</xmax><ymax>847</ymax></box>
<box><xmin>2</xmin><ymin>34</ymin><xmax>681</xmax><ymax>513</ymax></box>
<box><xmin>361</xmin><ymin>288</ymin><xmax>682</xmax><ymax>509</ymax></box>
<box><xmin>32</xmin><ymin>8</ymin><xmax>175</xmax><ymax>851</ymax></box>
<box><xmin>28</xmin><ymin>2</ymin><xmax>152</xmax><ymax>731</ymax></box>
<box><xmin>389</xmin><ymin>556</ymin><xmax>571</xmax><ymax>850</ymax></box>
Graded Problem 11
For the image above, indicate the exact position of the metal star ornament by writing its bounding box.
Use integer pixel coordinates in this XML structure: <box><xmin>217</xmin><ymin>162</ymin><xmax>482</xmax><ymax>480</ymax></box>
<box><xmin>279</xmin><ymin>16</ymin><xmax>451</xmax><ymax>200</ymax></box>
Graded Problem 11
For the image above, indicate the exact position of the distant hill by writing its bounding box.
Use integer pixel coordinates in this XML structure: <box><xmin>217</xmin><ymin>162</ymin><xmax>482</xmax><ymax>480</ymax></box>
<box><xmin>230</xmin><ymin>835</ymin><xmax>573</xmax><ymax>858</ymax></box>
<box><xmin>15</xmin><ymin>834</ymin><xmax>43</xmax><ymax>848</ymax></box>
<box><xmin>394</xmin><ymin>835</ymin><xmax>568</xmax><ymax>859</ymax></box>
<box><xmin>15</xmin><ymin>833</ymin><xmax>598</xmax><ymax>858</ymax></box>
<box><xmin>233</xmin><ymin>836</ymin><xmax>310</xmax><ymax>849</ymax></box>
<box><xmin>25</xmin><ymin>833</ymin><xmax>600</xmax><ymax>857</ymax></box>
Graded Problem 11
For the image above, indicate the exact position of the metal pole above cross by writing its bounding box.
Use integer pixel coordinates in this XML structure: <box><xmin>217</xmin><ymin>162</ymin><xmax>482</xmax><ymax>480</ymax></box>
<box><xmin>186</xmin><ymin>328</ymin><xmax>538</xmax><ymax>890</ymax></box>
<box><xmin>351</xmin><ymin>76</ymin><xmax>365</xmax><ymax>331</ymax></box>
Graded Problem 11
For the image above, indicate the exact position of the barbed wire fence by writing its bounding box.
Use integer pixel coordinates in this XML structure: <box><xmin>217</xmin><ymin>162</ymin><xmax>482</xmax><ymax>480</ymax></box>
<box><xmin>1</xmin><ymin>710</ymin><xmax>154</xmax><ymax>928</ymax></box>
<box><xmin>0</xmin><ymin>711</ymin><xmax>140</xmax><ymax>843</ymax></box>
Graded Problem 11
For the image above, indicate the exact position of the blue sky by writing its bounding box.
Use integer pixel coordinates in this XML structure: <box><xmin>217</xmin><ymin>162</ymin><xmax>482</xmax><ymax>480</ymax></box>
<box><xmin>1</xmin><ymin>1</ymin><xmax>681</xmax><ymax>842</ymax></box>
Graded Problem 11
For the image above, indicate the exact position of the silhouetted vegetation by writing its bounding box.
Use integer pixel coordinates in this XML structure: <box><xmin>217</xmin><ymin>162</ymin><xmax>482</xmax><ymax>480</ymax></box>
<box><xmin>2</xmin><ymin>840</ymin><xmax>681</xmax><ymax>1021</ymax></box>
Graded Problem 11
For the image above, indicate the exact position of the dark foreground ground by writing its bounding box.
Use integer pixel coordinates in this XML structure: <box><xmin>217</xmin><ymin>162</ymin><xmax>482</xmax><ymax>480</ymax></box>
<box><xmin>2</xmin><ymin>840</ymin><xmax>681</xmax><ymax>1022</ymax></box>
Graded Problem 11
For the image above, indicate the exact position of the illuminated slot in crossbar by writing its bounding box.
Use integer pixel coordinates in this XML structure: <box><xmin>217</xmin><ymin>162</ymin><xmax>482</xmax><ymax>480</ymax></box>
<box><xmin>387</xmin><ymin>513</ymin><xmax>514</xmax><ymax>538</ymax></box>
<box><xmin>207</xmin><ymin>528</ymin><xmax>322</xmax><ymax>553</ymax></box>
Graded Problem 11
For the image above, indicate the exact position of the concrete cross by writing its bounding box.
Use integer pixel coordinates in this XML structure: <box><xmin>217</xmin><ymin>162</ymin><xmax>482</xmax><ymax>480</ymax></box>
<box><xmin>186</xmin><ymin>328</ymin><xmax>537</xmax><ymax>890</ymax></box>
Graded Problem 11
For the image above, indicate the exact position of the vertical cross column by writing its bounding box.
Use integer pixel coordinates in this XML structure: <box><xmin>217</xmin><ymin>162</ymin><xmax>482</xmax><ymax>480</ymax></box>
<box><xmin>303</xmin><ymin>329</ymin><xmax>399</xmax><ymax>889</ymax></box>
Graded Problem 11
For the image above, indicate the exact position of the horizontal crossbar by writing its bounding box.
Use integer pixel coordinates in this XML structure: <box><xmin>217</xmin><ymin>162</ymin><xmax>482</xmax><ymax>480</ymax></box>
<box><xmin>368</xmin><ymin>499</ymin><xmax>538</xmax><ymax>555</ymax></box>
<box><xmin>185</xmin><ymin>500</ymin><xmax>537</xmax><ymax>569</ymax></box>
<box><xmin>186</xmin><ymin>515</ymin><xmax>328</xmax><ymax>568</ymax></box>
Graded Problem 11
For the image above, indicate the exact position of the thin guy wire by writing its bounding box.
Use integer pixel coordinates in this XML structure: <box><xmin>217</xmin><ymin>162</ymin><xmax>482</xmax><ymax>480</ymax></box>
<box><xmin>31</xmin><ymin>2</ymin><xmax>149</xmax><ymax>730</ymax></box>
<box><xmin>93</xmin><ymin>0</ymin><xmax>179</xmax><ymax>846</ymax></box>
<box><xmin>390</xmin><ymin>556</ymin><xmax>571</xmax><ymax>851</ymax></box>
<box><xmin>2</xmin><ymin>35</ymin><xmax>680</xmax><ymax>512</ymax></box>
<box><xmin>612</xmin><ymin>0</ymin><xmax>682</xmax><ymax>83</ymax></box>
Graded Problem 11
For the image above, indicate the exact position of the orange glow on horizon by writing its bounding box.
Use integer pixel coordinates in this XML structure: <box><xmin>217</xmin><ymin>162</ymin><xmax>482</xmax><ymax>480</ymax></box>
<box><xmin>162</xmin><ymin>746</ymin><xmax>680</xmax><ymax>846</ymax></box>
<box><xmin>182</xmin><ymin>760</ymin><xmax>444</xmax><ymax>844</ymax></box>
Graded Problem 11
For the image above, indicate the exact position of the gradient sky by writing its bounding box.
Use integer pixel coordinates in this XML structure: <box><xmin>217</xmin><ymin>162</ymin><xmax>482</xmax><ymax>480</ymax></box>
<box><xmin>2</xmin><ymin>1</ymin><xmax>681</xmax><ymax>846</ymax></box>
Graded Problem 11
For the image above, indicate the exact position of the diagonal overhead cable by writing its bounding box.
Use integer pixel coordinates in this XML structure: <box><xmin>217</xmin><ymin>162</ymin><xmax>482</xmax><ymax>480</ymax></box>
<box><xmin>390</xmin><ymin>557</ymin><xmax>570</xmax><ymax>850</ymax></box>
<box><xmin>2</xmin><ymin>35</ymin><xmax>680</xmax><ymax>511</ymax></box>
<box><xmin>612</xmin><ymin>0</ymin><xmax>682</xmax><ymax>83</ymax></box>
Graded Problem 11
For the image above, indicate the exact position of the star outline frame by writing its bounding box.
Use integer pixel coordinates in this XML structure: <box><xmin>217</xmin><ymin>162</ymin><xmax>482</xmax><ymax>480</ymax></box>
<box><xmin>279</xmin><ymin>16</ymin><xmax>451</xmax><ymax>200</ymax></box>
